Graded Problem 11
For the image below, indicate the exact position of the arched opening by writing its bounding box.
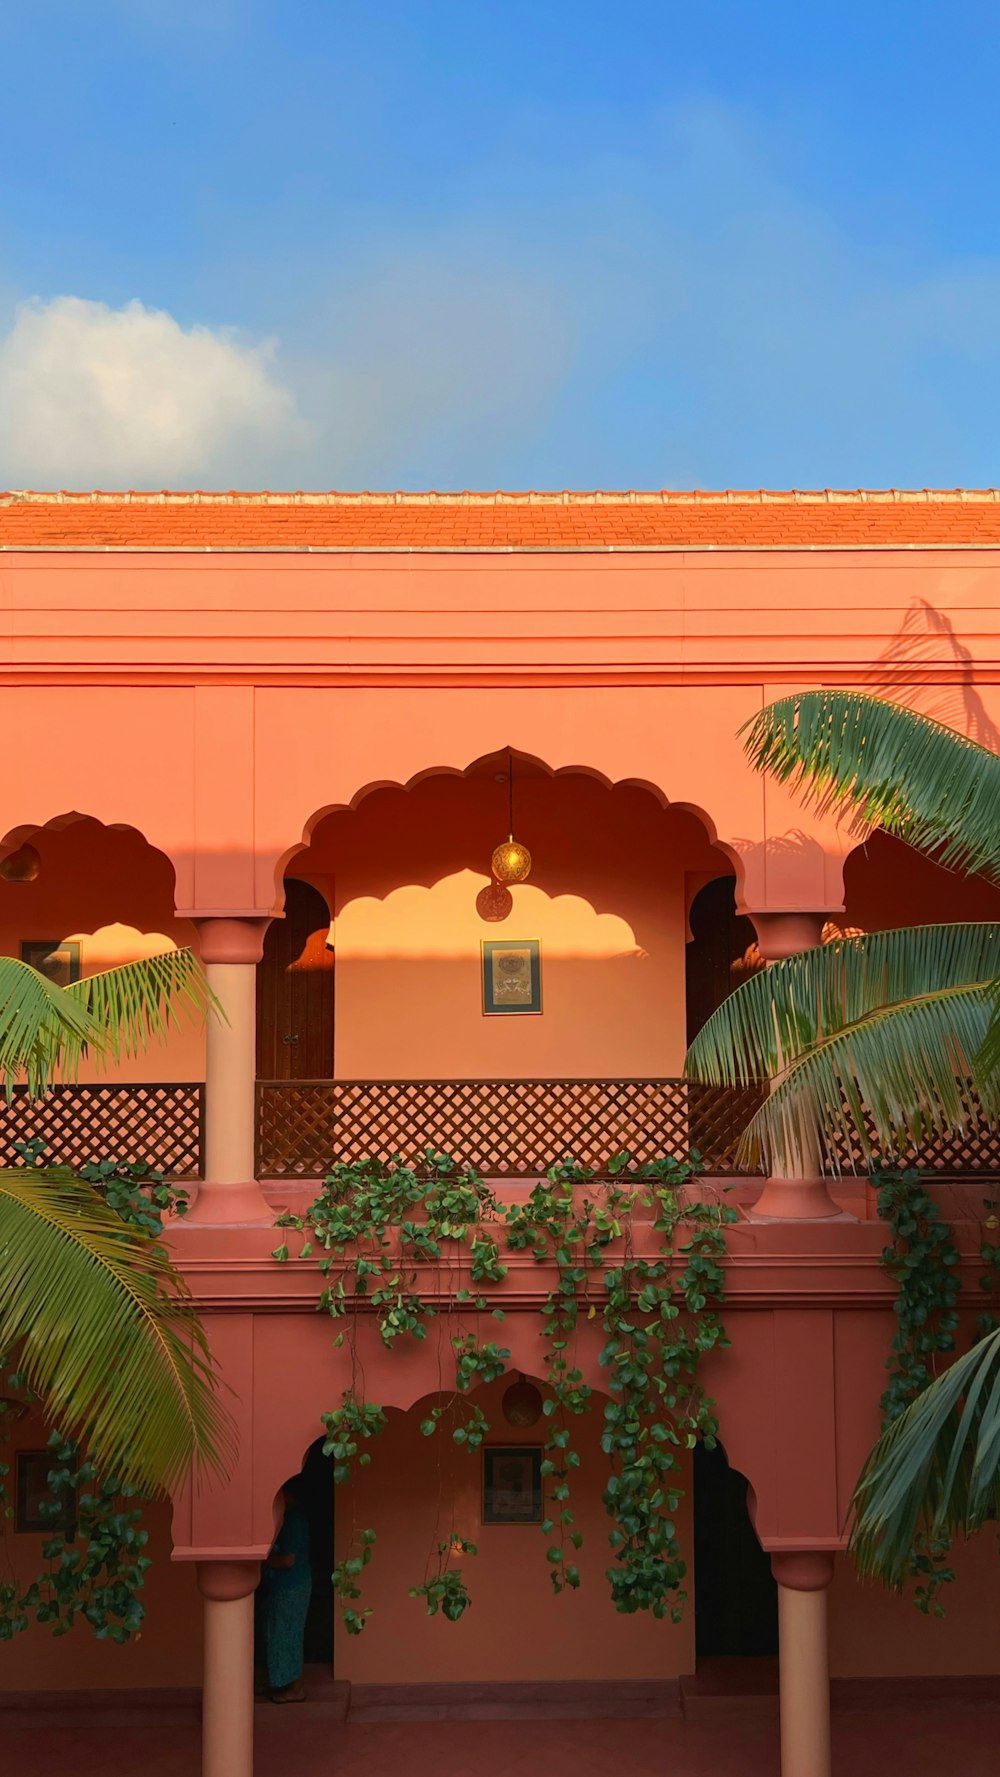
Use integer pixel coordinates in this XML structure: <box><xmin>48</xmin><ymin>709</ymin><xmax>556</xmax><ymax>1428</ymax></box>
<box><xmin>685</xmin><ymin>874</ymin><xmax>763</xmax><ymax>1048</ymax></box>
<box><xmin>256</xmin><ymin>879</ymin><xmax>335</xmax><ymax>1080</ymax></box>
<box><xmin>329</xmin><ymin>1371</ymin><xmax>694</xmax><ymax>1698</ymax></box>
<box><xmin>256</xmin><ymin>752</ymin><xmax>752</xmax><ymax>1179</ymax></box>
<box><xmin>275</xmin><ymin>749</ymin><xmax>737</xmax><ymax>1082</ymax></box>
<box><xmin>693</xmin><ymin>1438</ymin><xmax>777</xmax><ymax>1661</ymax></box>
<box><xmin>843</xmin><ymin>827</ymin><xmax>1000</xmax><ymax>930</ymax></box>
<box><xmin>300</xmin><ymin>1435</ymin><xmax>336</xmax><ymax>1666</ymax></box>
<box><xmin>255</xmin><ymin>1437</ymin><xmax>336</xmax><ymax>1698</ymax></box>
<box><xmin>0</xmin><ymin>813</ymin><xmax>202</xmax><ymax>1176</ymax></box>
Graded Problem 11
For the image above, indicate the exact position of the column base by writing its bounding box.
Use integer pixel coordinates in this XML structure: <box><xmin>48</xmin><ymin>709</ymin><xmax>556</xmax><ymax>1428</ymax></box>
<box><xmin>181</xmin><ymin>1180</ymin><xmax>274</xmax><ymax>1227</ymax></box>
<box><xmin>749</xmin><ymin>1177</ymin><xmax>852</xmax><ymax>1221</ymax></box>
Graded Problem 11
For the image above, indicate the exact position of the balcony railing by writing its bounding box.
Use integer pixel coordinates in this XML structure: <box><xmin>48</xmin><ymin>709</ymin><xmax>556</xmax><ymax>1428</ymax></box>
<box><xmin>254</xmin><ymin>1078</ymin><xmax>764</xmax><ymax>1179</ymax></box>
<box><xmin>0</xmin><ymin>1082</ymin><xmax>205</xmax><ymax>1178</ymax></box>
<box><xmin>4</xmin><ymin>1078</ymin><xmax>999</xmax><ymax>1189</ymax></box>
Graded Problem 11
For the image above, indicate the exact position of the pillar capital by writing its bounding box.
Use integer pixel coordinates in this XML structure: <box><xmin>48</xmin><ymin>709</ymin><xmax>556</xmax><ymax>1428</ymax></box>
<box><xmin>194</xmin><ymin>915</ymin><xmax>273</xmax><ymax>966</ymax></box>
<box><xmin>748</xmin><ymin>910</ymin><xmax>827</xmax><ymax>961</ymax></box>
<box><xmin>771</xmin><ymin>1549</ymin><xmax>836</xmax><ymax>1591</ymax></box>
<box><xmin>196</xmin><ymin>1558</ymin><xmax>261</xmax><ymax>1602</ymax></box>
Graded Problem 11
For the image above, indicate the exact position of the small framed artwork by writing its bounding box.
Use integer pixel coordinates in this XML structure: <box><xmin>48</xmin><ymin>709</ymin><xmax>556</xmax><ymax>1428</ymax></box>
<box><xmin>15</xmin><ymin>1451</ymin><xmax>75</xmax><ymax>1535</ymax></box>
<box><xmin>481</xmin><ymin>939</ymin><xmax>541</xmax><ymax>1016</ymax></box>
<box><xmin>483</xmin><ymin>1446</ymin><xmax>543</xmax><ymax>1524</ymax></box>
<box><xmin>20</xmin><ymin>940</ymin><xmax>81</xmax><ymax>987</ymax></box>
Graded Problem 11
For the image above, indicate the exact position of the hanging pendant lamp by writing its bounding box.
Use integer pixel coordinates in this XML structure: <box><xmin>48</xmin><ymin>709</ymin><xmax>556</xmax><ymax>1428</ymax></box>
<box><xmin>491</xmin><ymin>750</ymin><xmax>531</xmax><ymax>884</ymax></box>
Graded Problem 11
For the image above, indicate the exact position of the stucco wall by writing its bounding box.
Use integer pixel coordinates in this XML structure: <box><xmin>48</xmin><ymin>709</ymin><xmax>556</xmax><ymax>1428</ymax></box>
<box><xmin>332</xmin><ymin>1376</ymin><xmax>694</xmax><ymax>1683</ymax></box>
<box><xmin>0</xmin><ymin>1413</ymin><xmax>201</xmax><ymax>1692</ymax></box>
<box><xmin>828</xmin><ymin>1536</ymin><xmax>1000</xmax><ymax>1677</ymax></box>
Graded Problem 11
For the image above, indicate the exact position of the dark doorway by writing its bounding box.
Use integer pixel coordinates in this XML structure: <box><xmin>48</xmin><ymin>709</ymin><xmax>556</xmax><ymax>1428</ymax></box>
<box><xmin>256</xmin><ymin>878</ymin><xmax>335</xmax><ymax>1079</ymax></box>
<box><xmin>300</xmin><ymin>1436</ymin><xmax>335</xmax><ymax>1666</ymax></box>
<box><xmin>693</xmin><ymin>1439</ymin><xmax>778</xmax><ymax>1657</ymax></box>
<box><xmin>685</xmin><ymin>875</ymin><xmax>761</xmax><ymax>1047</ymax></box>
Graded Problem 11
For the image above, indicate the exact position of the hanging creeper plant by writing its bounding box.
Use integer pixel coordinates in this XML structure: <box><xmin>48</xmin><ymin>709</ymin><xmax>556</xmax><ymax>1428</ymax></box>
<box><xmin>277</xmin><ymin>1145</ymin><xmax>735</xmax><ymax>1634</ymax></box>
<box><xmin>872</xmin><ymin>1168</ymin><xmax>961</xmax><ymax>1614</ymax></box>
<box><xmin>274</xmin><ymin>1152</ymin><xmax>509</xmax><ymax>1633</ymax></box>
<box><xmin>507</xmin><ymin>1152</ymin><xmax>735</xmax><ymax>1618</ymax></box>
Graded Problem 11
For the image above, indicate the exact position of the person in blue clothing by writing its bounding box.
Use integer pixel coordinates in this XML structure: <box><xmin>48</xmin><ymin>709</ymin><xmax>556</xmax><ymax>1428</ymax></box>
<box><xmin>257</xmin><ymin>1476</ymin><xmax>313</xmax><ymax>1703</ymax></box>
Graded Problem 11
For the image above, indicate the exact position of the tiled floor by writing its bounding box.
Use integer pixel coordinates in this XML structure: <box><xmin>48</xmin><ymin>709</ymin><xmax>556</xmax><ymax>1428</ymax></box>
<box><xmin>3</xmin><ymin>1698</ymin><xmax>1000</xmax><ymax>1777</ymax></box>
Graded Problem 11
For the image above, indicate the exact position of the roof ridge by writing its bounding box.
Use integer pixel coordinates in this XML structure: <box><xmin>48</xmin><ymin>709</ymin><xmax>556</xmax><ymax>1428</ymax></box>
<box><xmin>3</xmin><ymin>486</ymin><xmax>1000</xmax><ymax>507</ymax></box>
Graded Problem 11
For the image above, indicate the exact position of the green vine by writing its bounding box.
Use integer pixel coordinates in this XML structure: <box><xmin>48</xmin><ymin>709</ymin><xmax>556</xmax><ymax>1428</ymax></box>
<box><xmin>409</xmin><ymin>1538</ymin><xmax>477</xmax><ymax>1620</ymax></box>
<box><xmin>276</xmin><ymin>1146</ymin><xmax>735</xmax><ymax>1635</ymax></box>
<box><xmin>976</xmin><ymin>1193</ymin><xmax>1000</xmax><ymax>1340</ymax></box>
<box><xmin>0</xmin><ymin>1147</ymin><xmax>190</xmax><ymax>1643</ymax></box>
<box><xmin>872</xmin><ymin>1168</ymin><xmax>960</xmax><ymax>1614</ymax></box>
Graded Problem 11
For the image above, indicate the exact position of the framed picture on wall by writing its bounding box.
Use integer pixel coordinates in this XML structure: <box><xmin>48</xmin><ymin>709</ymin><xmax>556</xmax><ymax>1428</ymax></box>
<box><xmin>482</xmin><ymin>1446</ymin><xmax>543</xmax><ymax>1524</ymax></box>
<box><xmin>481</xmin><ymin>939</ymin><xmax>541</xmax><ymax>1016</ymax></box>
<box><xmin>15</xmin><ymin>1451</ymin><xmax>75</xmax><ymax>1535</ymax></box>
<box><xmin>20</xmin><ymin>939</ymin><xmax>81</xmax><ymax>987</ymax></box>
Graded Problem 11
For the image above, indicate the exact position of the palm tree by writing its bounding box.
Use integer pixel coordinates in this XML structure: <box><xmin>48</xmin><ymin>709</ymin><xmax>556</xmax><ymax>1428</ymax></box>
<box><xmin>687</xmin><ymin>691</ymin><xmax>1000</xmax><ymax>1173</ymax></box>
<box><xmin>685</xmin><ymin>688</ymin><xmax>1000</xmax><ymax>1587</ymax></box>
<box><xmin>0</xmin><ymin>948</ymin><xmax>232</xmax><ymax>1494</ymax></box>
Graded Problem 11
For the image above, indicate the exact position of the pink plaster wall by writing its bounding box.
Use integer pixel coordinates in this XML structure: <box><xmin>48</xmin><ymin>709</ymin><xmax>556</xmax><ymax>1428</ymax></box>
<box><xmin>829</xmin><ymin>1537</ymin><xmax>1000</xmax><ymax>1676</ymax></box>
<box><xmin>297</xmin><ymin>773</ymin><xmax>725</xmax><ymax>1078</ymax></box>
<box><xmin>7</xmin><ymin>548</ymin><xmax>1000</xmax><ymax>919</ymax></box>
<box><xmin>332</xmin><ymin>1376</ymin><xmax>694</xmax><ymax>1683</ymax></box>
<box><xmin>0</xmin><ymin>1410</ymin><xmax>201</xmax><ymax>1691</ymax></box>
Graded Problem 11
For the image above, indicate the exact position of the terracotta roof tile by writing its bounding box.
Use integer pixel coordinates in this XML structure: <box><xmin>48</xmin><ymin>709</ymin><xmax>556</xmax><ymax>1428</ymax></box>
<box><xmin>4</xmin><ymin>488</ymin><xmax>1000</xmax><ymax>549</ymax></box>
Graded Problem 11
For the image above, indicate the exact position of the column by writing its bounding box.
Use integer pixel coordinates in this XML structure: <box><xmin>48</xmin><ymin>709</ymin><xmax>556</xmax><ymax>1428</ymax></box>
<box><xmin>192</xmin><ymin>917</ymin><xmax>271</xmax><ymax>1223</ymax></box>
<box><xmin>197</xmin><ymin>1560</ymin><xmax>260</xmax><ymax>1777</ymax></box>
<box><xmin>747</xmin><ymin>910</ymin><xmax>842</xmax><ymax>1220</ymax></box>
<box><xmin>771</xmin><ymin>1552</ymin><xmax>835</xmax><ymax>1777</ymax></box>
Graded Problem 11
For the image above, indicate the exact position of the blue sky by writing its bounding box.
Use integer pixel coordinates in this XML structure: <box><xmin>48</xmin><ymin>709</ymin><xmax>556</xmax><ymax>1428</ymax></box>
<box><xmin>2</xmin><ymin>0</ymin><xmax>999</xmax><ymax>489</ymax></box>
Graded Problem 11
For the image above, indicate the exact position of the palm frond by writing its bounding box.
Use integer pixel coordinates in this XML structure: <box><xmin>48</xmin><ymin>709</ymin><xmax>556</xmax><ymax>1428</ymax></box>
<box><xmin>741</xmin><ymin>691</ymin><xmax>1000</xmax><ymax>882</ymax></box>
<box><xmin>685</xmin><ymin>923</ymin><xmax>1000</xmax><ymax>1169</ymax></box>
<box><xmin>850</xmin><ymin>1327</ymin><xmax>1000</xmax><ymax>1586</ymax></box>
<box><xmin>0</xmin><ymin>958</ymin><xmax>101</xmax><ymax>1096</ymax></box>
<box><xmin>0</xmin><ymin>1170</ymin><xmax>235</xmax><ymax>1493</ymax></box>
<box><xmin>756</xmin><ymin>980</ymin><xmax>995</xmax><ymax>1170</ymax></box>
<box><xmin>0</xmin><ymin>947</ymin><xmax>214</xmax><ymax>1097</ymax></box>
<box><xmin>64</xmin><ymin>947</ymin><xmax>215</xmax><ymax>1067</ymax></box>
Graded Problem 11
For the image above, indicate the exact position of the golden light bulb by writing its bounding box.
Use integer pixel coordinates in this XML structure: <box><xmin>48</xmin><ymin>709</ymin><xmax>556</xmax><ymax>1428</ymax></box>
<box><xmin>491</xmin><ymin>836</ymin><xmax>531</xmax><ymax>884</ymax></box>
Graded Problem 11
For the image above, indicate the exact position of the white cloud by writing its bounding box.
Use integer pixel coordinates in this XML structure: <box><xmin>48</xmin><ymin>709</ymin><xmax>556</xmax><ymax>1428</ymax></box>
<box><xmin>0</xmin><ymin>297</ymin><xmax>310</xmax><ymax>488</ymax></box>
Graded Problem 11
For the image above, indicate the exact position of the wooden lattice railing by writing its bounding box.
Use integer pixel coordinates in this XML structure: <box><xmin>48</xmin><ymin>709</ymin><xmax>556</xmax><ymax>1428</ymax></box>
<box><xmin>827</xmin><ymin>1115</ymin><xmax>1000</xmax><ymax>1176</ymax></box>
<box><xmin>254</xmin><ymin>1078</ymin><xmax>765</xmax><ymax>1179</ymax></box>
<box><xmin>0</xmin><ymin>1083</ymin><xmax>205</xmax><ymax>1178</ymax></box>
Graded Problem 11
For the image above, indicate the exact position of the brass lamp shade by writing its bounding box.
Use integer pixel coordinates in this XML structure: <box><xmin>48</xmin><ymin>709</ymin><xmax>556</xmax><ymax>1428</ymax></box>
<box><xmin>502</xmin><ymin>1378</ymin><xmax>544</xmax><ymax>1427</ymax></box>
<box><xmin>491</xmin><ymin>836</ymin><xmax>531</xmax><ymax>884</ymax></box>
<box><xmin>0</xmin><ymin>843</ymin><xmax>40</xmax><ymax>883</ymax></box>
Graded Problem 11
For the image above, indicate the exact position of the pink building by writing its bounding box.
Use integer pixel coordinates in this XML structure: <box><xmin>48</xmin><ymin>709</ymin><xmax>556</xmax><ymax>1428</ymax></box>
<box><xmin>3</xmin><ymin>487</ymin><xmax>1000</xmax><ymax>1776</ymax></box>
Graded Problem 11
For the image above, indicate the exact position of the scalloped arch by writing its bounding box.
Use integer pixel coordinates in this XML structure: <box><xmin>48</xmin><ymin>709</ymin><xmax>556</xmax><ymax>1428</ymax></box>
<box><xmin>270</xmin><ymin>746</ymin><xmax>743</xmax><ymax>914</ymax></box>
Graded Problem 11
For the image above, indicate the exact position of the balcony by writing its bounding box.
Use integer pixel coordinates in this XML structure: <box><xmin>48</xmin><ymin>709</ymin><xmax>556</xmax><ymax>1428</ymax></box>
<box><xmin>253</xmin><ymin>1077</ymin><xmax>763</xmax><ymax>1179</ymax></box>
<box><xmin>6</xmin><ymin>1078</ymin><xmax>1000</xmax><ymax>1185</ymax></box>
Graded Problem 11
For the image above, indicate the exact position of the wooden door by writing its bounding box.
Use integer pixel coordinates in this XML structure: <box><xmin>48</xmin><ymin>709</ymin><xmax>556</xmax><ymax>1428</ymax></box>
<box><xmin>256</xmin><ymin>879</ymin><xmax>335</xmax><ymax>1079</ymax></box>
<box><xmin>685</xmin><ymin>874</ymin><xmax>760</xmax><ymax>1046</ymax></box>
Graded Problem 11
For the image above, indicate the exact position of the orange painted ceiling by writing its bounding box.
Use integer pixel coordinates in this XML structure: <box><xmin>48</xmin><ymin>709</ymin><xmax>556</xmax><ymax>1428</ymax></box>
<box><xmin>4</xmin><ymin>488</ymin><xmax>1000</xmax><ymax>549</ymax></box>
